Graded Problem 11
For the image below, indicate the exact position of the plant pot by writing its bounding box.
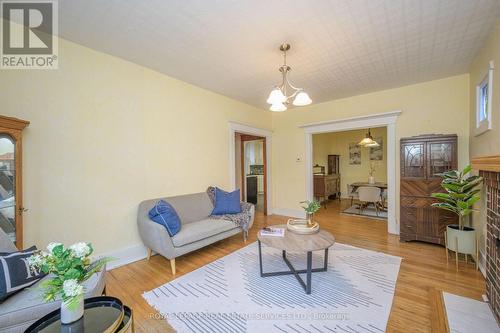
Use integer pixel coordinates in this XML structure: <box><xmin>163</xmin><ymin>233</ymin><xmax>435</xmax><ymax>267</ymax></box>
<box><xmin>446</xmin><ymin>224</ymin><xmax>476</xmax><ymax>255</ymax></box>
<box><xmin>61</xmin><ymin>295</ymin><xmax>84</xmax><ymax>324</ymax></box>
<box><xmin>307</xmin><ymin>213</ymin><xmax>315</xmax><ymax>227</ymax></box>
<box><xmin>368</xmin><ymin>176</ymin><xmax>375</xmax><ymax>184</ymax></box>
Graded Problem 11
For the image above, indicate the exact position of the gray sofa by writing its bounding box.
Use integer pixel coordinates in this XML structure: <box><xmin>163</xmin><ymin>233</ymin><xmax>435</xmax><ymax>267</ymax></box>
<box><xmin>137</xmin><ymin>192</ymin><xmax>254</xmax><ymax>275</ymax></box>
<box><xmin>0</xmin><ymin>229</ymin><xmax>106</xmax><ymax>333</ymax></box>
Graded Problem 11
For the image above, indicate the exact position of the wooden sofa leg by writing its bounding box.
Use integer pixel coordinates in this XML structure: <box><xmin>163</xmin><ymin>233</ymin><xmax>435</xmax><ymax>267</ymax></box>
<box><xmin>170</xmin><ymin>258</ymin><xmax>176</xmax><ymax>275</ymax></box>
<box><xmin>146</xmin><ymin>248</ymin><xmax>152</xmax><ymax>261</ymax></box>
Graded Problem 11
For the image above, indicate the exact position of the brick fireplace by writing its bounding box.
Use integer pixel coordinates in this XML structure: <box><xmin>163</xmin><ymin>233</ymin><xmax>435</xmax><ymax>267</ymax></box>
<box><xmin>473</xmin><ymin>155</ymin><xmax>500</xmax><ymax>323</ymax></box>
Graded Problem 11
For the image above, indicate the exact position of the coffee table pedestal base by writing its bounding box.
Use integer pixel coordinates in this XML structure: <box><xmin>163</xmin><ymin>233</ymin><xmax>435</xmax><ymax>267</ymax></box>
<box><xmin>258</xmin><ymin>240</ymin><xmax>329</xmax><ymax>295</ymax></box>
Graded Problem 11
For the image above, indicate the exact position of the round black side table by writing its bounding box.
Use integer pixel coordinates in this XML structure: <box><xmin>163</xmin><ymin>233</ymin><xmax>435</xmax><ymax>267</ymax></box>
<box><xmin>24</xmin><ymin>296</ymin><xmax>134</xmax><ymax>333</ymax></box>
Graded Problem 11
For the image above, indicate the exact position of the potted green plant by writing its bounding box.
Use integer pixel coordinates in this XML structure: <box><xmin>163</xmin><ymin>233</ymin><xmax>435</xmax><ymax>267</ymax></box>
<box><xmin>300</xmin><ymin>200</ymin><xmax>321</xmax><ymax>227</ymax></box>
<box><xmin>431</xmin><ymin>165</ymin><xmax>482</xmax><ymax>257</ymax></box>
<box><xmin>28</xmin><ymin>242</ymin><xmax>112</xmax><ymax>324</ymax></box>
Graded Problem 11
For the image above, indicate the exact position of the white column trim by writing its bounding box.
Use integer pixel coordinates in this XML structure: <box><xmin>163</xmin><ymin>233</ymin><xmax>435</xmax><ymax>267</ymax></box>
<box><xmin>301</xmin><ymin>110</ymin><xmax>402</xmax><ymax>235</ymax></box>
<box><xmin>228</xmin><ymin>121</ymin><xmax>273</xmax><ymax>214</ymax></box>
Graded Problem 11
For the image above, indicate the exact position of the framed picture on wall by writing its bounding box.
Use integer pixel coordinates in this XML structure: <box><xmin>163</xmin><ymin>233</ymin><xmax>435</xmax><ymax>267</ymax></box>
<box><xmin>370</xmin><ymin>137</ymin><xmax>383</xmax><ymax>160</ymax></box>
<box><xmin>349</xmin><ymin>143</ymin><xmax>361</xmax><ymax>165</ymax></box>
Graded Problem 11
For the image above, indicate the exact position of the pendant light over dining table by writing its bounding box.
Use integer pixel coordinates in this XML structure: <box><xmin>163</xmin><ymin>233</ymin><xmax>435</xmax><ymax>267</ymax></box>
<box><xmin>266</xmin><ymin>43</ymin><xmax>312</xmax><ymax>112</ymax></box>
<box><xmin>358</xmin><ymin>128</ymin><xmax>380</xmax><ymax>147</ymax></box>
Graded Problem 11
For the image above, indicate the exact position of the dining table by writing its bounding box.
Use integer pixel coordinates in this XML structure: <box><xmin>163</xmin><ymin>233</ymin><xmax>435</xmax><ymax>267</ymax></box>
<box><xmin>351</xmin><ymin>182</ymin><xmax>388</xmax><ymax>211</ymax></box>
<box><xmin>350</xmin><ymin>182</ymin><xmax>388</xmax><ymax>190</ymax></box>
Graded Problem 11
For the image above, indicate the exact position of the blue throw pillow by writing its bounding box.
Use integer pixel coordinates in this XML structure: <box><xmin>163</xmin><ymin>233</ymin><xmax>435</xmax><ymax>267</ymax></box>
<box><xmin>148</xmin><ymin>200</ymin><xmax>181</xmax><ymax>236</ymax></box>
<box><xmin>212</xmin><ymin>188</ymin><xmax>241</xmax><ymax>215</ymax></box>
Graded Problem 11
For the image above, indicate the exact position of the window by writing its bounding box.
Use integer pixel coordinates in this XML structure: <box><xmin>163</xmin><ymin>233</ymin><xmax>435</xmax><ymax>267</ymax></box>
<box><xmin>476</xmin><ymin>61</ymin><xmax>494</xmax><ymax>136</ymax></box>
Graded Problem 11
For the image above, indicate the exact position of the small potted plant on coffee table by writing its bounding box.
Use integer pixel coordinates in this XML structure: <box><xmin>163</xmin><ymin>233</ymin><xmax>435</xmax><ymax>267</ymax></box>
<box><xmin>431</xmin><ymin>165</ymin><xmax>482</xmax><ymax>269</ymax></box>
<box><xmin>300</xmin><ymin>200</ymin><xmax>321</xmax><ymax>227</ymax></box>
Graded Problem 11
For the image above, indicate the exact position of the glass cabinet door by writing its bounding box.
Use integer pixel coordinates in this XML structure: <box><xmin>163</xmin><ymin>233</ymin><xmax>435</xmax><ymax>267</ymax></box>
<box><xmin>401</xmin><ymin>143</ymin><xmax>425</xmax><ymax>178</ymax></box>
<box><xmin>428</xmin><ymin>142</ymin><xmax>454</xmax><ymax>178</ymax></box>
<box><xmin>0</xmin><ymin>136</ymin><xmax>16</xmax><ymax>243</ymax></box>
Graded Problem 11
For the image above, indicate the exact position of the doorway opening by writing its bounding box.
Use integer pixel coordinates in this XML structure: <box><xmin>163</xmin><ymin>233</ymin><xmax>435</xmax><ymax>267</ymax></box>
<box><xmin>229</xmin><ymin>122</ymin><xmax>272</xmax><ymax>216</ymax></box>
<box><xmin>235</xmin><ymin>133</ymin><xmax>267</xmax><ymax>214</ymax></box>
<box><xmin>301</xmin><ymin>111</ymin><xmax>401</xmax><ymax>235</ymax></box>
<box><xmin>312</xmin><ymin>127</ymin><xmax>388</xmax><ymax>220</ymax></box>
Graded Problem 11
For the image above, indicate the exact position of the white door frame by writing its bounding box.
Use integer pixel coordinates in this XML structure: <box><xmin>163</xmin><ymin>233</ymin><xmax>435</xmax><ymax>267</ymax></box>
<box><xmin>300</xmin><ymin>111</ymin><xmax>402</xmax><ymax>235</ymax></box>
<box><xmin>229</xmin><ymin>121</ymin><xmax>272</xmax><ymax>214</ymax></box>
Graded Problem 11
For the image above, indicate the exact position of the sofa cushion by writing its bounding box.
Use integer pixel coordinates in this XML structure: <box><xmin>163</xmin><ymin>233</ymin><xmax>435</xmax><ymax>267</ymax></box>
<box><xmin>0</xmin><ymin>266</ymin><xmax>106</xmax><ymax>332</ymax></box>
<box><xmin>148</xmin><ymin>200</ymin><xmax>181</xmax><ymax>236</ymax></box>
<box><xmin>165</xmin><ymin>192</ymin><xmax>213</xmax><ymax>223</ymax></box>
<box><xmin>212</xmin><ymin>188</ymin><xmax>241</xmax><ymax>215</ymax></box>
<box><xmin>171</xmin><ymin>219</ymin><xmax>237</xmax><ymax>247</ymax></box>
<box><xmin>0</xmin><ymin>246</ymin><xmax>45</xmax><ymax>301</ymax></box>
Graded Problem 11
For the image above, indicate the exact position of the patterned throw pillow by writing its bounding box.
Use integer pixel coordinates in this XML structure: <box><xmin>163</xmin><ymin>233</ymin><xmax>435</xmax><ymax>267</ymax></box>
<box><xmin>148</xmin><ymin>200</ymin><xmax>181</xmax><ymax>236</ymax></box>
<box><xmin>0</xmin><ymin>246</ymin><xmax>44</xmax><ymax>301</ymax></box>
<box><xmin>212</xmin><ymin>187</ymin><xmax>242</xmax><ymax>215</ymax></box>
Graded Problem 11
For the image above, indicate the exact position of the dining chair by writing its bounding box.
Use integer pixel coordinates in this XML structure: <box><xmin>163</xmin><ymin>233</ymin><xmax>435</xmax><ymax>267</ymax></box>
<box><xmin>358</xmin><ymin>186</ymin><xmax>382</xmax><ymax>216</ymax></box>
<box><xmin>347</xmin><ymin>184</ymin><xmax>359</xmax><ymax>207</ymax></box>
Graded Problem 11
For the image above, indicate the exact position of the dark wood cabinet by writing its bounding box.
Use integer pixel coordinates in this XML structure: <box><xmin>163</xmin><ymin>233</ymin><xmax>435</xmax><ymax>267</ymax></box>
<box><xmin>0</xmin><ymin>115</ymin><xmax>29</xmax><ymax>248</ymax></box>
<box><xmin>314</xmin><ymin>155</ymin><xmax>341</xmax><ymax>206</ymax></box>
<box><xmin>400</xmin><ymin>134</ymin><xmax>458</xmax><ymax>245</ymax></box>
<box><xmin>314</xmin><ymin>174</ymin><xmax>340</xmax><ymax>203</ymax></box>
<box><xmin>327</xmin><ymin>155</ymin><xmax>340</xmax><ymax>175</ymax></box>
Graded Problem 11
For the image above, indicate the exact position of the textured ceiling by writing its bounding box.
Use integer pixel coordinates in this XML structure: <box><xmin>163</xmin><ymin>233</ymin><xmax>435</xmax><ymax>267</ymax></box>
<box><xmin>58</xmin><ymin>0</ymin><xmax>500</xmax><ymax>109</ymax></box>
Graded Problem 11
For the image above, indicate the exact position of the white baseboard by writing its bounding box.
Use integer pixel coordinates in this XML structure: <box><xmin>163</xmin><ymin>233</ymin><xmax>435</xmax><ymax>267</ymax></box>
<box><xmin>100</xmin><ymin>244</ymin><xmax>149</xmax><ymax>270</ymax></box>
<box><xmin>270</xmin><ymin>208</ymin><xmax>306</xmax><ymax>219</ymax></box>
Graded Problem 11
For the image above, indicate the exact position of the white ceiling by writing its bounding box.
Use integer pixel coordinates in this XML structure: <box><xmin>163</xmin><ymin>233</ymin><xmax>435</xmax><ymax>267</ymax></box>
<box><xmin>59</xmin><ymin>0</ymin><xmax>500</xmax><ymax>109</ymax></box>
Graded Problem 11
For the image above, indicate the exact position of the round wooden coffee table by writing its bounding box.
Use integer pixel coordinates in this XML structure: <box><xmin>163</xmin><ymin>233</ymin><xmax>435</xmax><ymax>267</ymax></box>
<box><xmin>257</xmin><ymin>224</ymin><xmax>335</xmax><ymax>294</ymax></box>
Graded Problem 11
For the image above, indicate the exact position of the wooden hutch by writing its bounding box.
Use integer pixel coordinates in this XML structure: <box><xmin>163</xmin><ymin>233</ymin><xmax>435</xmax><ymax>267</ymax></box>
<box><xmin>400</xmin><ymin>134</ymin><xmax>458</xmax><ymax>245</ymax></box>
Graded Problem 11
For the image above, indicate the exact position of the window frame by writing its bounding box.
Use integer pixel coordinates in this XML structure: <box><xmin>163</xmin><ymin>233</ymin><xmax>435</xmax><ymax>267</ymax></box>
<box><xmin>475</xmin><ymin>61</ymin><xmax>494</xmax><ymax>136</ymax></box>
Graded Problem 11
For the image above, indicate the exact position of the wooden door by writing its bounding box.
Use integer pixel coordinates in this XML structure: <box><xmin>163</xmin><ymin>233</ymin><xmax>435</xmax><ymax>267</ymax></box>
<box><xmin>239</xmin><ymin>135</ymin><xmax>267</xmax><ymax>215</ymax></box>
<box><xmin>0</xmin><ymin>116</ymin><xmax>29</xmax><ymax>248</ymax></box>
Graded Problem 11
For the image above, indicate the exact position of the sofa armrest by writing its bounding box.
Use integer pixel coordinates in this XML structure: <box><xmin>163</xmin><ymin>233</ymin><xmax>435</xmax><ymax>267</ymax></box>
<box><xmin>137</xmin><ymin>217</ymin><xmax>176</xmax><ymax>260</ymax></box>
<box><xmin>247</xmin><ymin>204</ymin><xmax>255</xmax><ymax>230</ymax></box>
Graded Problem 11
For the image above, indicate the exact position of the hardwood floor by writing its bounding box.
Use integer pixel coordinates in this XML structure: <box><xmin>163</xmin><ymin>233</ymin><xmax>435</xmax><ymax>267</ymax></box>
<box><xmin>107</xmin><ymin>200</ymin><xmax>485</xmax><ymax>332</ymax></box>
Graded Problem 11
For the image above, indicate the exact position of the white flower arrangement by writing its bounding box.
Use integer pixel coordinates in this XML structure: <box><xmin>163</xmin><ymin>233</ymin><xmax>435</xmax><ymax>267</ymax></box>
<box><xmin>63</xmin><ymin>279</ymin><xmax>84</xmax><ymax>297</ymax></box>
<box><xmin>28</xmin><ymin>242</ymin><xmax>112</xmax><ymax>308</ymax></box>
<box><xmin>69</xmin><ymin>242</ymin><xmax>92</xmax><ymax>258</ymax></box>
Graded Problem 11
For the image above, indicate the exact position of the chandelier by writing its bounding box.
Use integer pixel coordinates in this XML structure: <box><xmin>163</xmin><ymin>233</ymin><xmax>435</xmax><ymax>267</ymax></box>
<box><xmin>266</xmin><ymin>43</ymin><xmax>312</xmax><ymax>112</ymax></box>
<box><xmin>358</xmin><ymin>128</ymin><xmax>380</xmax><ymax>147</ymax></box>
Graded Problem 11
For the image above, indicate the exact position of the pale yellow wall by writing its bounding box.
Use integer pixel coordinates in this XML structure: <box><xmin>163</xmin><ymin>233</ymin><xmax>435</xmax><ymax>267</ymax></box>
<box><xmin>272</xmin><ymin>75</ymin><xmax>470</xmax><ymax>218</ymax></box>
<box><xmin>468</xmin><ymin>19</ymin><xmax>500</xmax><ymax>260</ymax></box>
<box><xmin>313</xmin><ymin>128</ymin><xmax>387</xmax><ymax>197</ymax></box>
<box><xmin>0</xmin><ymin>35</ymin><xmax>271</xmax><ymax>255</ymax></box>
<box><xmin>469</xmin><ymin>20</ymin><xmax>500</xmax><ymax>157</ymax></box>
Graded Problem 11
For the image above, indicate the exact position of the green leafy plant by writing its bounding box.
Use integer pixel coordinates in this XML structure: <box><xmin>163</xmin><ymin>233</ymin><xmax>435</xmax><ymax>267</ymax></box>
<box><xmin>28</xmin><ymin>242</ymin><xmax>113</xmax><ymax>308</ymax></box>
<box><xmin>300</xmin><ymin>200</ymin><xmax>321</xmax><ymax>215</ymax></box>
<box><xmin>431</xmin><ymin>165</ymin><xmax>483</xmax><ymax>230</ymax></box>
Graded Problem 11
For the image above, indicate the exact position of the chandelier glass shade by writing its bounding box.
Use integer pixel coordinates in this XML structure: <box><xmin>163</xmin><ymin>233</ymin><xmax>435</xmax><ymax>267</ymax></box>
<box><xmin>266</xmin><ymin>43</ymin><xmax>312</xmax><ymax>111</ymax></box>
<box><xmin>358</xmin><ymin>129</ymin><xmax>380</xmax><ymax>147</ymax></box>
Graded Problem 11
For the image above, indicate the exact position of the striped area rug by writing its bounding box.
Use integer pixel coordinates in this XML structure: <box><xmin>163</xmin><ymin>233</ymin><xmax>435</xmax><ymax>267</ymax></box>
<box><xmin>143</xmin><ymin>242</ymin><xmax>401</xmax><ymax>333</ymax></box>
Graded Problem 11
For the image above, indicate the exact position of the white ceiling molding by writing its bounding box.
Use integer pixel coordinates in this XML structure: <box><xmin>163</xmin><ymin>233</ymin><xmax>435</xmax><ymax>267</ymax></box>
<box><xmin>300</xmin><ymin>111</ymin><xmax>402</xmax><ymax>133</ymax></box>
